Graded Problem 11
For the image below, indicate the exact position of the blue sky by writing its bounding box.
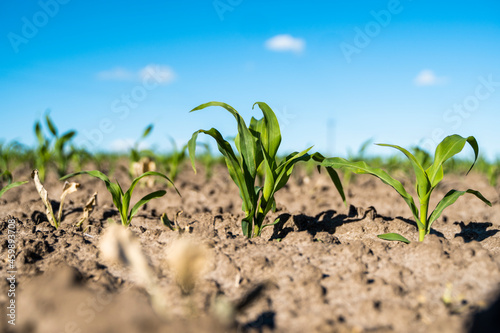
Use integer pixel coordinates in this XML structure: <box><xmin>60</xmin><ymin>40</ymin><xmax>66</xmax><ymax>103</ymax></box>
<box><xmin>1</xmin><ymin>0</ymin><xmax>499</xmax><ymax>159</ymax></box>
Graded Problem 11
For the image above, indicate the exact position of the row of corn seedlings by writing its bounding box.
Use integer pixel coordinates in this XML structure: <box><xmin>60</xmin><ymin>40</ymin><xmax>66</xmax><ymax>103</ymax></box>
<box><xmin>0</xmin><ymin>102</ymin><xmax>496</xmax><ymax>243</ymax></box>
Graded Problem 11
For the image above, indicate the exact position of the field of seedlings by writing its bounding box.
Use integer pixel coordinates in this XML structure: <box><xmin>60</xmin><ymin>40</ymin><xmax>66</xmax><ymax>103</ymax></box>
<box><xmin>1</xmin><ymin>104</ymin><xmax>500</xmax><ymax>333</ymax></box>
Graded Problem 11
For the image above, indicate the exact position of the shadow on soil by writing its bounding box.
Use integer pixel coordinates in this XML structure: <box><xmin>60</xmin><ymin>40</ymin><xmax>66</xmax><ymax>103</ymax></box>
<box><xmin>242</xmin><ymin>311</ymin><xmax>276</xmax><ymax>332</ymax></box>
<box><xmin>454</xmin><ymin>221</ymin><xmax>500</xmax><ymax>243</ymax></box>
<box><xmin>270</xmin><ymin>205</ymin><xmax>377</xmax><ymax>241</ymax></box>
<box><xmin>469</xmin><ymin>289</ymin><xmax>500</xmax><ymax>333</ymax></box>
<box><xmin>269</xmin><ymin>204</ymin><xmax>455</xmax><ymax>241</ymax></box>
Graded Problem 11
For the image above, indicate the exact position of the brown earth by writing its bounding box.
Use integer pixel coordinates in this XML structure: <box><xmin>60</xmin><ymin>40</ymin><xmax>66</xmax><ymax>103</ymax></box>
<box><xmin>1</xmin><ymin>163</ymin><xmax>500</xmax><ymax>333</ymax></box>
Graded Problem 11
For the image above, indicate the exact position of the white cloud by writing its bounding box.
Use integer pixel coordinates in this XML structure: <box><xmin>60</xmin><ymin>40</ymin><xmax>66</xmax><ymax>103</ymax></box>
<box><xmin>96</xmin><ymin>67</ymin><xmax>134</xmax><ymax>81</ymax></box>
<box><xmin>109</xmin><ymin>139</ymin><xmax>149</xmax><ymax>152</ymax></box>
<box><xmin>413</xmin><ymin>69</ymin><xmax>448</xmax><ymax>86</ymax></box>
<box><xmin>265</xmin><ymin>34</ymin><xmax>305</xmax><ymax>53</ymax></box>
<box><xmin>96</xmin><ymin>64</ymin><xmax>176</xmax><ymax>84</ymax></box>
<box><xmin>139</xmin><ymin>64</ymin><xmax>176</xmax><ymax>84</ymax></box>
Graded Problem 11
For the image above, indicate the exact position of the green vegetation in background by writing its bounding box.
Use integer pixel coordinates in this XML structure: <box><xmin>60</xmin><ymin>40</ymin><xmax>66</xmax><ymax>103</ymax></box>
<box><xmin>157</xmin><ymin>138</ymin><xmax>188</xmax><ymax>183</ymax></box>
<box><xmin>130</xmin><ymin>124</ymin><xmax>155</xmax><ymax>163</ymax></box>
<box><xmin>34</xmin><ymin>112</ymin><xmax>76</xmax><ymax>181</ymax></box>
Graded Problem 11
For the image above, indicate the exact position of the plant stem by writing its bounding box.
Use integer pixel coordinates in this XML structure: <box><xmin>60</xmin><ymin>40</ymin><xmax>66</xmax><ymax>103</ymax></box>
<box><xmin>418</xmin><ymin>228</ymin><xmax>426</xmax><ymax>242</ymax></box>
<box><xmin>253</xmin><ymin>224</ymin><xmax>260</xmax><ymax>238</ymax></box>
<box><xmin>419</xmin><ymin>200</ymin><xmax>429</xmax><ymax>242</ymax></box>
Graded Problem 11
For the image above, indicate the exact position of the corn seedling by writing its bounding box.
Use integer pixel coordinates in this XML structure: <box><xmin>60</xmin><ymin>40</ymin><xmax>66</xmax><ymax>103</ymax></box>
<box><xmin>0</xmin><ymin>141</ymin><xmax>29</xmax><ymax>194</ymax></box>
<box><xmin>160</xmin><ymin>137</ymin><xmax>187</xmax><ymax>182</ymax></box>
<box><xmin>34</xmin><ymin>112</ymin><xmax>77</xmax><ymax>180</ymax></box>
<box><xmin>188</xmin><ymin>101</ymin><xmax>345</xmax><ymax>238</ymax></box>
<box><xmin>322</xmin><ymin>135</ymin><xmax>491</xmax><ymax>242</ymax></box>
<box><xmin>196</xmin><ymin>142</ymin><xmax>223</xmax><ymax>181</ymax></box>
<box><xmin>161</xmin><ymin>211</ymin><xmax>193</xmax><ymax>234</ymax></box>
<box><xmin>71</xmin><ymin>145</ymin><xmax>93</xmax><ymax>171</ymax></box>
<box><xmin>475</xmin><ymin>156</ymin><xmax>500</xmax><ymax>187</ymax></box>
<box><xmin>130</xmin><ymin>124</ymin><xmax>154</xmax><ymax>163</ymax></box>
<box><xmin>31</xmin><ymin>169</ymin><xmax>79</xmax><ymax>228</ymax></box>
<box><xmin>61</xmin><ymin>170</ymin><xmax>179</xmax><ymax>226</ymax></box>
<box><xmin>486</xmin><ymin>162</ymin><xmax>500</xmax><ymax>187</ymax></box>
<box><xmin>128</xmin><ymin>124</ymin><xmax>157</xmax><ymax>182</ymax></box>
<box><xmin>0</xmin><ymin>141</ymin><xmax>27</xmax><ymax>180</ymax></box>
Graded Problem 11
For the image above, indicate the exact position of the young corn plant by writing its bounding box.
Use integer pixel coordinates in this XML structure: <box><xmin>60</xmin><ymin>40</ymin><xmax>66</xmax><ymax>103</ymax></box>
<box><xmin>0</xmin><ymin>141</ymin><xmax>28</xmax><ymax>199</ymax></box>
<box><xmin>322</xmin><ymin>135</ymin><xmax>491</xmax><ymax>243</ymax></box>
<box><xmin>158</xmin><ymin>138</ymin><xmax>187</xmax><ymax>182</ymax></box>
<box><xmin>196</xmin><ymin>142</ymin><xmax>223</xmax><ymax>181</ymax></box>
<box><xmin>188</xmin><ymin>101</ymin><xmax>345</xmax><ymax>238</ymax></box>
<box><xmin>130</xmin><ymin>124</ymin><xmax>155</xmax><ymax>163</ymax></box>
<box><xmin>475</xmin><ymin>156</ymin><xmax>500</xmax><ymax>187</ymax></box>
<box><xmin>128</xmin><ymin>124</ymin><xmax>157</xmax><ymax>184</ymax></box>
<box><xmin>61</xmin><ymin>170</ymin><xmax>179</xmax><ymax>226</ymax></box>
<box><xmin>71</xmin><ymin>145</ymin><xmax>93</xmax><ymax>171</ymax></box>
<box><xmin>0</xmin><ymin>141</ymin><xmax>27</xmax><ymax>180</ymax></box>
<box><xmin>34</xmin><ymin>112</ymin><xmax>77</xmax><ymax>180</ymax></box>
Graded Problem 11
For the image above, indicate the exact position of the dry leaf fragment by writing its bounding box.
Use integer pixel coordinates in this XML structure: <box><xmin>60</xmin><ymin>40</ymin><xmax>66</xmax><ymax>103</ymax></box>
<box><xmin>76</xmin><ymin>191</ymin><xmax>97</xmax><ymax>227</ymax></box>
<box><xmin>31</xmin><ymin>169</ymin><xmax>79</xmax><ymax>229</ymax></box>
<box><xmin>58</xmin><ymin>181</ymin><xmax>80</xmax><ymax>222</ymax></box>
<box><xmin>32</xmin><ymin>169</ymin><xmax>57</xmax><ymax>227</ymax></box>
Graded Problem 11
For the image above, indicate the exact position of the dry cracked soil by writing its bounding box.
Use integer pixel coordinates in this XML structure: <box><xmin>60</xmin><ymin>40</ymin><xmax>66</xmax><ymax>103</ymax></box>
<box><xmin>1</xmin><ymin>163</ymin><xmax>500</xmax><ymax>333</ymax></box>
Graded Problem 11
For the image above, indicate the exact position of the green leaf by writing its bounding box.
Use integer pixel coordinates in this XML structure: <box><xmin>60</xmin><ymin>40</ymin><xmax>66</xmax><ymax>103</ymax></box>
<box><xmin>142</xmin><ymin>124</ymin><xmax>153</xmax><ymax>139</ymax></box>
<box><xmin>123</xmin><ymin>171</ymin><xmax>180</xmax><ymax>214</ymax></box>
<box><xmin>310</xmin><ymin>152</ymin><xmax>346</xmax><ymax>205</ymax></box>
<box><xmin>249</xmin><ymin>117</ymin><xmax>264</xmax><ymax>169</ymax></box>
<box><xmin>161</xmin><ymin>212</ymin><xmax>176</xmax><ymax>230</ymax></box>
<box><xmin>241</xmin><ymin>215</ymin><xmax>253</xmax><ymax>238</ymax></box>
<box><xmin>427</xmin><ymin>135</ymin><xmax>479</xmax><ymax>187</ymax></box>
<box><xmin>130</xmin><ymin>149</ymin><xmax>140</xmax><ymax>162</ymax></box>
<box><xmin>61</xmin><ymin>170</ymin><xmax>124</xmax><ymax>222</ymax></box>
<box><xmin>260</xmin><ymin>142</ymin><xmax>276</xmax><ymax>202</ymax></box>
<box><xmin>252</xmin><ymin>102</ymin><xmax>282</xmax><ymax>159</ymax></box>
<box><xmin>61</xmin><ymin>170</ymin><xmax>178</xmax><ymax>227</ymax></box>
<box><xmin>45</xmin><ymin>112</ymin><xmax>58</xmax><ymax>137</ymax></box>
<box><xmin>61</xmin><ymin>170</ymin><xmax>111</xmax><ymax>183</ymax></box>
<box><xmin>0</xmin><ymin>181</ymin><xmax>28</xmax><ymax>198</ymax></box>
<box><xmin>322</xmin><ymin>157</ymin><xmax>421</xmax><ymax>229</ymax></box>
<box><xmin>55</xmin><ymin>131</ymin><xmax>76</xmax><ymax>153</ymax></box>
<box><xmin>377</xmin><ymin>143</ymin><xmax>430</xmax><ymax>197</ymax></box>
<box><xmin>274</xmin><ymin>147</ymin><xmax>312</xmax><ymax>192</ymax></box>
<box><xmin>191</xmin><ymin>101</ymin><xmax>257</xmax><ymax>178</ymax></box>
<box><xmin>201</xmin><ymin>128</ymin><xmax>253</xmax><ymax>204</ymax></box>
<box><xmin>262</xmin><ymin>217</ymin><xmax>281</xmax><ymax>229</ymax></box>
<box><xmin>34</xmin><ymin>122</ymin><xmax>44</xmax><ymax>145</ymax></box>
<box><xmin>377</xmin><ymin>233</ymin><xmax>411</xmax><ymax>244</ymax></box>
<box><xmin>128</xmin><ymin>190</ymin><xmax>166</xmax><ymax>224</ymax></box>
<box><xmin>427</xmin><ymin>189</ymin><xmax>492</xmax><ymax>231</ymax></box>
<box><xmin>188</xmin><ymin>131</ymin><xmax>200</xmax><ymax>173</ymax></box>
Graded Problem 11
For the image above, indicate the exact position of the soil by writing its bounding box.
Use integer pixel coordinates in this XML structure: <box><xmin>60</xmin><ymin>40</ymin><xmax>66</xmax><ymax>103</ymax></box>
<box><xmin>1</xmin><ymin>163</ymin><xmax>500</xmax><ymax>333</ymax></box>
